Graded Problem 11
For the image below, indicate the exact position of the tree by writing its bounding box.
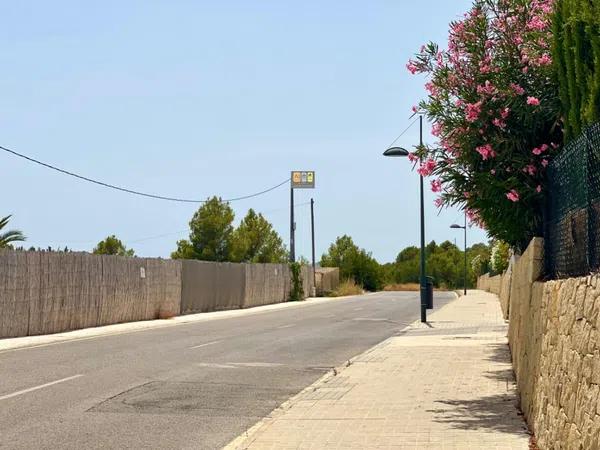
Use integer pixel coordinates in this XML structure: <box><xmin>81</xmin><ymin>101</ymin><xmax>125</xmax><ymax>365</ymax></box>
<box><xmin>407</xmin><ymin>0</ymin><xmax>562</xmax><ymax>250</ymax></box>
<box><xmin>93</xmin><ymin>235</ymin><xmax>135</xmax><ymax>256</ymax></box>
<box><xmin>392</xmin><ymin>240</ymin><xmax>491</xmax><ymax>289</ymax></box>
<box><xmin>553</xmin><ymin>0</ymin><xmax>600</xmax><ymax>141</ymax></box>
<box><xmin>0</xmin><ymin>215</ymin><xmax>26</xmax><ymax>249</ymax></box>
<box><xmin>321</xmin><ymin>235</ymin><xmax>383</xmax><ymax>291</ymax></box>
<box><xmin>172</xmin><ymin>196</ymin><xmax>234</xmax><ymax>261</ymax></box>
<box><xmin>230</xmin><ymin>209</ymin><xmax>287</xmax><ymax>263</ymax></box>
<box><xmin>491</xmin><ymin>240</ymin><xmax>510</xmax><ymax>274</ymax></box>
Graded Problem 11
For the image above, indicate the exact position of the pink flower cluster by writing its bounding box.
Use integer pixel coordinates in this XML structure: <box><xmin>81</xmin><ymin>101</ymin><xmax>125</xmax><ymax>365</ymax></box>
<box><xmin>417</xmin><ymin>158</ymin><xmax>436</xmax><ymax>177</ymax></box>
<box><xmin>465</xmin><ymin>101</ymin><xmax>483</xmax><ymax>122</ymax></box>
<box><xmin>476</xmin><ymin>144</ymin><xmax>496</xmax><ymax>160</ymax></box>
<box><xmin>506</xmin><ymin>190</ymin><xmax>520</xmax><ymax>202</ymax></box>
<box><xmin>430</xmin><ymin>179</ymin><xmax>442</xmax><ymax>193</ymax></box>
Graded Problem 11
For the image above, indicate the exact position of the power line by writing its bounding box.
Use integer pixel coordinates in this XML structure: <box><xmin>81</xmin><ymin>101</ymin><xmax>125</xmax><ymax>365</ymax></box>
<box><xmin>387</xmin><ymin>116</ymin><xmax>419</xmax><ymax>149</ymax></box>
<box><xmin>0</xmin><ymin>144</ymin><xmax>289</xmax><ymax>203</ymax></box>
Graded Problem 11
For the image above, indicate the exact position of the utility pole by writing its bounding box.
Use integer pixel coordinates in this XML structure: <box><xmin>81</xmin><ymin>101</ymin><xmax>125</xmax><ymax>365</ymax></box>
<box><xmin>310</xmin><ymin>198</ymin><xmax>316</xmax><ymax>295</ymax></box>
<box><xmin>290</xmin><ymin>184</ymin><xmax>295</xmax><ymax>262</ymax></box>
<box><xmin>418</xmin><ymin>114</ymin><xmax>427</xmax><ymax>323</ymax></box>
<box><xmin>463</xmin><ymin>210</ymin><xmax>467</xmax><ymax>296</ymax></box>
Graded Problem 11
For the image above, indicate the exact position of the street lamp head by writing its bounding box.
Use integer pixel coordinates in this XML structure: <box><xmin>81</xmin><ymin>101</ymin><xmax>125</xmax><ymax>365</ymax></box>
<box><xmin>450</xmin><ymin>224</ymin><xmax>465</xmax><ymax>229</ymax></box>
<box><xmin>383</xmin><ymin>147</ymin><xmax>409</xmax><ymax>157</ymax></box>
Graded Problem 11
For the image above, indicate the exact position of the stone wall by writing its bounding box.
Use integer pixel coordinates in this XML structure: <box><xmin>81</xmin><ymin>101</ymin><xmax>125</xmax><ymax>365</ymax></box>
<box><xmin>488</xmin><ymin>274</ymin><xmax>502</xmax><ymax>295</ymax></box>
<box><xmin>478</xmin><ymin>238</ymin><xmax>600</xmax><ymax>449</ymax></box>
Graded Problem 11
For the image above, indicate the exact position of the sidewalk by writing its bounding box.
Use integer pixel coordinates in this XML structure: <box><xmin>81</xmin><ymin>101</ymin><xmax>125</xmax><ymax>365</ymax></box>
<box><xmin>225</xmin><ymin>290</ymin><xmax>530</xmax><ymax>450</ymax></box>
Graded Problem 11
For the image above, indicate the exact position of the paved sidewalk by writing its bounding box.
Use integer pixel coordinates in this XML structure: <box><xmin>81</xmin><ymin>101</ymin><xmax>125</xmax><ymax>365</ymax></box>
<box><xmin>225</xmin><ymin>290</ymin><xmax>530</xmax><ymax>450</ymax></box>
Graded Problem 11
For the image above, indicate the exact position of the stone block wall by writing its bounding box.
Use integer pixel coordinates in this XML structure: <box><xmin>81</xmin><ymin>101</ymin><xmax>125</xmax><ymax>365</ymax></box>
<box><xmin>488</xmin><ymin>274</ymin><xmax>502</xmax><ymax>295</ymax></box>
<box><xmin>478</xmin><ymin>238</ymin><xmax>600</xmax><ymax>449</ymax></box>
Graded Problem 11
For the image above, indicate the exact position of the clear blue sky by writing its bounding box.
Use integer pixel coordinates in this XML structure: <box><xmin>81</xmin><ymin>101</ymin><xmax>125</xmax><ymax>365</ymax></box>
<box><xmin>1</xmin><ymin>0</ymin><xmax>487</xmax><ymax>262</ymax></box>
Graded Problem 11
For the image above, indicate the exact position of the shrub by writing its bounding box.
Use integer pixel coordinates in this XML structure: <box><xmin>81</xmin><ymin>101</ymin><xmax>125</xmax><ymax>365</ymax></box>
<box><xmin>407</xmin><ymin>0</ymin><xmax>562</xmax><ymax>250</ymax></box>
<box><xmin>288</xmin><ymin>262</ymin><xmax>304</xmax><ymax>302</ymax></box>
<box><xmin>329</xmin><ymin>279</ymin><xmax>363</xmax><ymax>297</ymax></box>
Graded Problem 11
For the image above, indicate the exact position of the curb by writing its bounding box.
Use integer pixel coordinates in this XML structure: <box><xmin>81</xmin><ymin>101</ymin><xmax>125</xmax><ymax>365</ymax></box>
<box><xmin>222</xmin><ymin>293</ymin><xmax>464</xmax><ymax>450</ymax></box>
<box><xmin>0</xmin><ymin>294</ymin><xmax>373</xmax><ymax>354</ymax></box>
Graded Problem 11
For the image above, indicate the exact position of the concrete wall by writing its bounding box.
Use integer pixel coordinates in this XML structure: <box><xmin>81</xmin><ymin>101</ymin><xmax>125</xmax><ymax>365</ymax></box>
<box><xmin>0</xmin><ymin>250</ymin><xmax>181</xmax><ymax>338</ymax></box>
<box><xmin>315</xmin><ymin>268</ymin><xmax>340</xmax><ymax>295</ymax></box>
<box><xmin>181</xmin><ymin>261</ymin><xmax>246</xmax><ymax>313</ymax></box>
<box><xmin>478</xmin><ymin>238</ymin><xmax>600</xmax><ymax>449</ymax></box>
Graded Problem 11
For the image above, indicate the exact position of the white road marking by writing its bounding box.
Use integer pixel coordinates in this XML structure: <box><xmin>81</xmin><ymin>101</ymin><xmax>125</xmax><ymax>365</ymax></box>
<box><xmin>352</xmin><ymin>318</ymin><xmax>389</xmax><ymax>322</ymax></box>
<box><xmin>353</xmin><ymin>307</ymin><xmax>364</xmax><ymax>311</ymax></box>
<box><xmin>197</xmin><ymin>363</ymin><xmax>239</xmax><ymax>369</ymax></box>
<box><xmin>229</xmin><ymin>362</ymin><xmax>284</xmax><ymax>368</ymax></box>
<box><xmin>276</xmin><ymin>324</ymin><xmax>295</xmax><ymax>329</ymax></box>
<box><xmin>196</xmin><ymin>362</ymin><xmax>284</xmax><ymax>369</ymax></box>
<box><xmin>0</xmin><ymin>374</ymin><xmax>84</xmax><ymax>402</ymax></box>
<box><xmin>190</xmin><ymin>340</ymin><xmax>221</xmax><ymax>349</ymax></box>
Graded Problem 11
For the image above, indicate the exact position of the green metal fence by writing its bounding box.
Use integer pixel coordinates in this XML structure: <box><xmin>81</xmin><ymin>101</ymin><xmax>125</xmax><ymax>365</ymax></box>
<box><xmin>545</xmin><ymin>122</ymin><xmax>600</xmax><ymax>278</ymax></box>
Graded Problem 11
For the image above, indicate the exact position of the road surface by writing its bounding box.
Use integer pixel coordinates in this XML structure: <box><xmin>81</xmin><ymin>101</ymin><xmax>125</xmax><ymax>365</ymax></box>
<box><xmin>0</xmin><ymin>291</ymin><xmax>454</xmax><ymax>450</ymax></box>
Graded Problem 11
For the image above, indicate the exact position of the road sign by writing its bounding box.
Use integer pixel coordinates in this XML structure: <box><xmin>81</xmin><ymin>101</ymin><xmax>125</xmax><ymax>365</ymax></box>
<box><xmin>291</xmin><ymin>171</ymin><xmax>315</xmax><ymax>189</ymax></box>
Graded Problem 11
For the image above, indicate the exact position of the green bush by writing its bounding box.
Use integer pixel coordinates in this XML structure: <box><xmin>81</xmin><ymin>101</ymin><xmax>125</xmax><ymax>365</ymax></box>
<box><xmin>553</xmin><ymin>0</ymin><xmax>600</xmax><ymax>141</ymax></box>
<box><xmin>288</xmin><ymin>262</ymin><xmax>304</xmax><ymax>302</ymax></box>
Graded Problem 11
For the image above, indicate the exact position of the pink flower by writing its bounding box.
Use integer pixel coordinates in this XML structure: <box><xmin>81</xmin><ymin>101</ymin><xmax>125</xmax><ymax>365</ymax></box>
<box><xmin>465</xmin><ymin>101</ymin><xmax>483</xmax><ymax>122</ymax></box>
<box><xmin>527</xmin><ymin>96</ymin><xmax>540</xmax><ymax>106</ymax></box>
<box><xmin>417</xmin><ymin>158</ymin><xmax>436</xmax><ymax>177</ymax></box>
<box><xmin>463</xmin><ymin>191</ymin><xmax>471</xmax><ymax>199</ymax></box>
<box><xmin>476</xmin><ymin>80</ymin><xmax>496</xmax><ymax>96</ymax></box>
<box><xmin>510</xmin><ymin>83</ymin><xmax>525</xmax><ymax>95</ymax></box>
<box><xmin>523</xmin><ymin>164</ymin><xmax>537</xmax><ymax>176</ymax></box>
<box><xmin>425</xmin><ymin>81</ymin><xmax>438</xmax><ymax>96</ymax></box>
<box><xmin>430</xmin><ymin>179</ymin><xmax>442</xmax><ymax>193</ymax></box>
<box><xmin>408</xmin><ymin>152</ymin><xmax>419</xmax><ymax>163</ymax></box>
<box><xmin>536</xmin><ymin>185</ymin><xmax>542</xmax><ymax>193</ymax></box>
<box><xmin>538</xmin><ymin>54</ymin><xmax>552</xmax><ymax>65</ymax></box>
<box><xmin>506</xmin><ymin>190</ymin><xmax>520</xmax><ymax>202</ymax></box>
<box><xmin>406</xmin><ymin>60</ymin><xmax>419</xmax><ymax>75</ymax></box>
<box><xmin>527</xmin><ymin>16</ymin><xmax>547</xmax><ymax>31</ymax></box>
<box><xmin>412</xmin><ymin>105</ymin><xmax>418</xmax><ymax>113</ymax></box>
<box><xmin>434</xmin><ymin>197</ymin><xmax>444</xmax><ymax>208</ymax></box>
<box><xmin>532</xmin><ymin>144</ymin><xmax>549</xmax><ymax>155</ymax></box>
<box><xmin>476</xmin><ymin>144</ymin><xmax>496</xmax><ymax>160</ymax></box>
<box><xmin>500</xmin><ymin>107</ymin><xmax>510</xmax><ymax>119</ymax></box>
<box><xmin>490</xmin><ymin>169</ymin><xmax>496</xmax><ymax>175</ymax></box>
<box><xmin>492</xmin><ymin>118</ymin><xmax>506</xmax><ymax>128</ymax></box>
<box><xmin>431</xmin><ymin>122</ymin><xmax>443</xmax><ymax>137</ymax></box>
<box><xmin>541</xmin><ymin>159</ymin><xmax>549</xmax><ymax>167</ymax></box>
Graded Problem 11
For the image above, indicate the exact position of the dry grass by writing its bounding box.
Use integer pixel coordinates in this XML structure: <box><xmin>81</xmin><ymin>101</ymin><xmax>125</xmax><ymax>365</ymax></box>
<box><xmin>329</xmin><ymin>279</ymin><xmax>363</xmax><ymax>297</ymax></box>
<box><xmin>383</xmin><ymin>283</ymin><xmax>421</xmax><ymax>291</ymax></box>
<box><xmin>384</xmin><ymin>283</ymin><xmax>450</xmax><ymax>292</ymax></box>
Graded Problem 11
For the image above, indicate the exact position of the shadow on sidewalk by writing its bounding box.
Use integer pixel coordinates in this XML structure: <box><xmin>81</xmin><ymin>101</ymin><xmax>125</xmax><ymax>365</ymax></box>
<box><xmin>426</xmin><ymin>342</ymin><xmax>528</xmax><ymax>437</ymax></box>
<box><xmin>427</xmin><ymin>393</ymin><xmax>529</xmax><ymax>435</ymax></box>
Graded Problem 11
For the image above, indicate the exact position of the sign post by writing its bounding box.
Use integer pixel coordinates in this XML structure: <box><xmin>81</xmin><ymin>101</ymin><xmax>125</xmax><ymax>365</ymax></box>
<box><xmin>290</xmin><ymin>171</ymin><xmax>315</xmax><ymax>263</ymax></box>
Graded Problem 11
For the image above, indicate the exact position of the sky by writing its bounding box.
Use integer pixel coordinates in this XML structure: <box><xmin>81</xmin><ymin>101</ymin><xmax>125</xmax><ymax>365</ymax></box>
<box><xmin>1</xmin><ymin>0</ymin><xmax>488</xmax><ymax>263</ymax></box>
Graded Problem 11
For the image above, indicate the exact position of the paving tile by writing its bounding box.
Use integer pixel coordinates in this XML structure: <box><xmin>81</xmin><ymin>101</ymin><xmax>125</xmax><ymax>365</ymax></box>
<box><xmin>228</xmin><ymin>291</ymin><xmax>530</xmax><ymax>450</ymax></box>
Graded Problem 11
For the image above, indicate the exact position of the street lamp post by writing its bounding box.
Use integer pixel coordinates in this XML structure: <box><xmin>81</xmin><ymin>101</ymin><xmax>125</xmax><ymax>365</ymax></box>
<box><xmin>383</xmin><ymin>114</ymin><xmax>427</xmax><ymax>323</ymax></box>
<box><xmin>450</xmin><ymin>211</ymin><xmax>468</xmax><ymax>296</ymax></box>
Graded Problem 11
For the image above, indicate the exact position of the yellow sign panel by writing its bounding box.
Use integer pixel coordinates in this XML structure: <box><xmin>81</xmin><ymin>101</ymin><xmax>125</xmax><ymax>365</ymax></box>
<box><xmin>291</xmin><ymin>171</ymin><xmax>315</xmax><ymax>189</ymax></box>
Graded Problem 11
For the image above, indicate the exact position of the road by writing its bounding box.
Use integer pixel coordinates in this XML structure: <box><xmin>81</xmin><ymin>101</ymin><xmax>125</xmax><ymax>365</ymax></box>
<box><xmin>0</xmin><ymin>291</ymin><xmax>454</xmax><ymax>450</ymax></box>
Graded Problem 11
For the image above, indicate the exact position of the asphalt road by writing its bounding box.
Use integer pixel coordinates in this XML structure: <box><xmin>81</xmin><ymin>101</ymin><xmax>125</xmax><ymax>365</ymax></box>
<box><xmin>0</xmin><ymin>291</ymin><xmax>454</xmax><ymax>450</ymax></box>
